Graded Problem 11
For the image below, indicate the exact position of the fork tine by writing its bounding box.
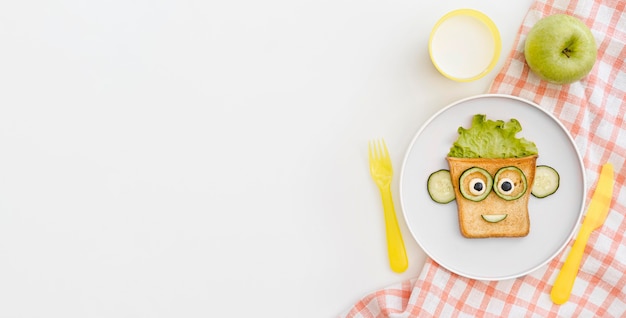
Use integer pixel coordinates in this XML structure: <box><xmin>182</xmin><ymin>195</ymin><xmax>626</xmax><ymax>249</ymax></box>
<box><xmin>382</xmin><ymin>139</ymin><xmax>390</xmax><ymax>160</ymax></box>
<box><xmin>369</xmin><ymin>139</ymin><xmax>378</xmax><ymax>161</ymax></box>
<box><xmin>371</xmin><ymin>140</ymin><xmax>376</xmax><ymax>160</ymax></box>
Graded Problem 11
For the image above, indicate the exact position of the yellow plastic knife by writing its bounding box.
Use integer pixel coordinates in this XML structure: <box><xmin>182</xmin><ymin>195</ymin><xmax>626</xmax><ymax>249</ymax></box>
<box><xmin>550</xmin><ymin>163</ymin><xmax>614</xmax><ymax>305</ymax></box>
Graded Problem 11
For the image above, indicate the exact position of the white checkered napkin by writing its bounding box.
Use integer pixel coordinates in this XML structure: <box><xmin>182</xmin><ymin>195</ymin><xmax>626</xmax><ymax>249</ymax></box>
<box><xmin>341</xmin><ymin>0</ymin><xmax>626</xmax><ymax>316</ymax></box>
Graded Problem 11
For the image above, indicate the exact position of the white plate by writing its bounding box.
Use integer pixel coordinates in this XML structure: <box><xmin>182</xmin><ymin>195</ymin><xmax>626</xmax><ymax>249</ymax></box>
<box><xmin>400</xmin><ymin>94</ymin><xmax>586</xmax><ymax>280</ymax></box>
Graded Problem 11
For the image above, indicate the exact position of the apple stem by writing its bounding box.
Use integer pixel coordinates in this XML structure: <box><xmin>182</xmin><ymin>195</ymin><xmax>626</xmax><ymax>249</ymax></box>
<box><xmin>562</xmin><ymin>48</ymin><xmax>572</xmax><ymax>58</ymax></box>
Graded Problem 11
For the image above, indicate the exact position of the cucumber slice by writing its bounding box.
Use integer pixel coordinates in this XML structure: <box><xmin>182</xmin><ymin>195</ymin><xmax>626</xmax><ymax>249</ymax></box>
<box><xmin>493</xmin><ymin>166</ymin><xmax>527</xmax><ymax>201</ymax></box>
<box><xmin>532</xmin><ymin>165</ymin><xmax>560</xmax><ymax>198</ymax></box>
<box><xmin>481</xmin><ymin>214</ymin><xmax>508</xmax><ymax>223</ymax></box>
<box><xmin>459</xmin><ymin>167</ymin><xmax>493</xmax><ymax>202</ymax></box>
<box><xmin>427</xmin><ymin>170</ymin><xmax>455</xmax><ymax>203</ymax></box>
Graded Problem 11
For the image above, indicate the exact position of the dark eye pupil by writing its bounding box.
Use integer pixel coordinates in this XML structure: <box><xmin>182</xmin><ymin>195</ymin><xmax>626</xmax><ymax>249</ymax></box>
<box><xmin>473</xmin><ymin>182</ymin><xmax>483</xmax><ymax>191</ymax></box>
<box><xmin>501</xmin><ymin>181</ymin><xmax>512</xmax><ymax>191</ymax></box>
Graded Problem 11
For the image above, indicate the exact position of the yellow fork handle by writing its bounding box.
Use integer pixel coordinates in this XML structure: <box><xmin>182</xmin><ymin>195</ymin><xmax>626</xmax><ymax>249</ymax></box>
<box><xmin>550</xmin><ymin>224</ymin><xmax>592</xmax><ymax>304</ymax></box>
<box><xmin>380</xmin><ymin>187</ymin><xmax>408</xmax><ymax>273</ymax></box>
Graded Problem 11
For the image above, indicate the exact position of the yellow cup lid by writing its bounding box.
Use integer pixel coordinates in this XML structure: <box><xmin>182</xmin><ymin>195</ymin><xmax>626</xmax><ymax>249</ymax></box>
<box><xmin>429</xmin><ymin>9</ymin><xmax>502</xmax><ymax>82</ymax></box>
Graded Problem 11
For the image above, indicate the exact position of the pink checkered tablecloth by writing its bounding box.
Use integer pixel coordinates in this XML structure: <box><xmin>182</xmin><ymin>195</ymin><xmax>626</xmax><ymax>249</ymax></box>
<box><xmin>341</xmin><ymin>0</ymin><xmax>625</xmax><ymax>316</ymax></box>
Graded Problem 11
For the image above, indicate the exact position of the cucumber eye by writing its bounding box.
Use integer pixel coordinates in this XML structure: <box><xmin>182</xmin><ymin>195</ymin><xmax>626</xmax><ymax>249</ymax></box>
<box><xmin>459</xmin><ymin>167</ymin><xmax>493</xmax><ymax>202</ymax></box>
<box><xmin>493</xmin><ymin>166</ymin><xmax>527</xmax><ymax>200</ymax></box>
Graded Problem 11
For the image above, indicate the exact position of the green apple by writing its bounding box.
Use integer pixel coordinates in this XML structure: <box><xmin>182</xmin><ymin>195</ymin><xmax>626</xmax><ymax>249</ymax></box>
<box><xmin>524</xmin><ymin>14</ymin><xmax>597</xmax><ymax>84</ymax></box>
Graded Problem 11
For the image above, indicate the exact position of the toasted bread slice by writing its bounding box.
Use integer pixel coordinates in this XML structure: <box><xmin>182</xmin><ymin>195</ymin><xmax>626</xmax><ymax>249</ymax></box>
<box><xmin>447</xmin><ymin>156</ymin><xmax>538</xmax><ymax>238</ymax></box>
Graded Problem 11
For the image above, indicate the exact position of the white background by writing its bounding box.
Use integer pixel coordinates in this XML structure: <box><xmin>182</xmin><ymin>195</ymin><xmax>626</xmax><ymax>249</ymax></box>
<box><xmin>0</xmin><ymin>0</ymin><xmax>534</xmax><ymax>317</ymax></box>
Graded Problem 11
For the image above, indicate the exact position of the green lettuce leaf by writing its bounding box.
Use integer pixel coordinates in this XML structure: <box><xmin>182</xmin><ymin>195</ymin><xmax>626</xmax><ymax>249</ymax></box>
<box><xmin>448</xmin><ymin>114</ymin><xmax>538</xmax><ymax>158</ymax></box>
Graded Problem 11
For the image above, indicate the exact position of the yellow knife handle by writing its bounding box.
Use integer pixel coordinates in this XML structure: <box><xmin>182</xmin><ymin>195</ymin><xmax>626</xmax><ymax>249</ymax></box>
<box><xmin>380</xmin><ymin>187</ymin><xmax>409</xmax><ymax>273</ymax></box>
<box><xmin>550</xmin><ymin>225</ymin><xmax>593</xmax><ymax>304</ymax></box>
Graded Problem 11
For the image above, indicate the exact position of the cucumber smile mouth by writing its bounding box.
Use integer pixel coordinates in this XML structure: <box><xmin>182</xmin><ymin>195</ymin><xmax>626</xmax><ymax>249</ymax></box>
<box><xmin>481</xmin><ymin>214</ymin><xmax>508</xmax><ymax>223</ymax></box>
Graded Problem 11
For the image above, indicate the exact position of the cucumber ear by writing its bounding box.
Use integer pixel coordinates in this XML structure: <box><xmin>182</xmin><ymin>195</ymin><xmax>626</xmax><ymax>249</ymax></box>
<box><xmin>427</xmin><ymin>169</ymin><xmax>455</xmax><ymax>204</ymax></box>
<box><xmin>532</xmin><ymin>165</ymin><xmax>560</xmax><ymax>198</ymax></box>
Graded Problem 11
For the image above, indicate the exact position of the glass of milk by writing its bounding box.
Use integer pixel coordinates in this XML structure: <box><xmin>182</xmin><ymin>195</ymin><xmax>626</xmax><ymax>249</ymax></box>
<box><xmin>429</xmin><ymin>9</ymin><xmax>502</xmax><ymax>82</ymax></box>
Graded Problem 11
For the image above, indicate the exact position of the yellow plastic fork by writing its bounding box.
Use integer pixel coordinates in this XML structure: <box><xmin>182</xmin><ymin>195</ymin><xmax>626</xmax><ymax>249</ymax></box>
<box><xmin>368</xmin><ymin>139</ymin><xmax>408</xmax><ymax>273</ymax></box>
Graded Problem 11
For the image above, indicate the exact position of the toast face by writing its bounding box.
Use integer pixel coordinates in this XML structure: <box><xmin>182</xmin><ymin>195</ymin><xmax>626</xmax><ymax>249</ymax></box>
<box><xmin>447</xmin><ymin>156</ymin><xmax>538</xmax><ymax>238</ymax></box>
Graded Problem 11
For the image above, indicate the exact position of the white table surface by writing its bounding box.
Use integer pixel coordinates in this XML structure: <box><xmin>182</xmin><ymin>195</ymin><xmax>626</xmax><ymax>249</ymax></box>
<box><xmin>0</xmin><ymin>0</ymin><xmax>536</xmax><ymax>317</ymax></box>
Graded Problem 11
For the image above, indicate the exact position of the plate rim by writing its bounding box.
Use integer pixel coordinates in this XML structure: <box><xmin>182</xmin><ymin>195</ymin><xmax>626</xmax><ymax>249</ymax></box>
<box><xmin>399</xmin><ymin>93</ymin><xmax>587</xmax><ymax>280</ymax></box>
